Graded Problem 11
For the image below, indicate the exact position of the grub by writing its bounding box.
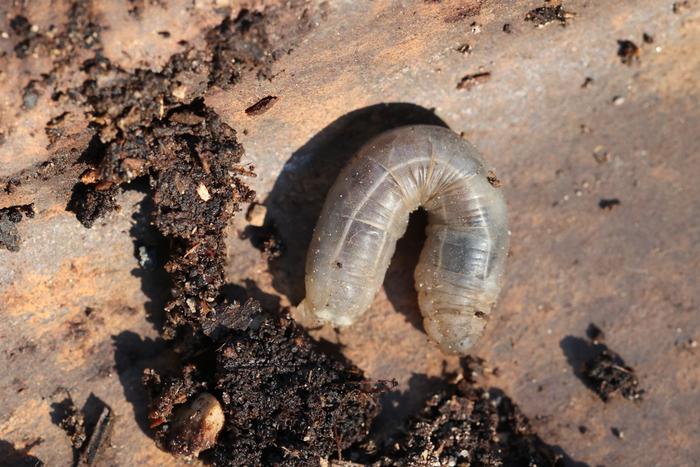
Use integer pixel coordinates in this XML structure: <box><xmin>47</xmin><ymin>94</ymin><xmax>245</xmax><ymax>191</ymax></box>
<box><xmin>456</xmin><ymin>71</ymin><xmax>491</xmax><ymax>90</ymax></box>
<box><xmin>245</xmin><ymin>95</ymin><xmax>279</xmax><ymax>116</ymax></box>
<box><xmin>245</xmin><ymin>202</ymin><xmax>267</xmax><ymax>227</ymax></box>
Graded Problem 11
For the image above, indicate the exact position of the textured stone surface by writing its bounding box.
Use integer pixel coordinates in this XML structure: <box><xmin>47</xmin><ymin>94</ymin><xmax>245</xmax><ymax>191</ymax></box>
<box><xmin>1</xmin><ymin>0</ymin><xmax>699</xmax><ymax>465</ymax></box>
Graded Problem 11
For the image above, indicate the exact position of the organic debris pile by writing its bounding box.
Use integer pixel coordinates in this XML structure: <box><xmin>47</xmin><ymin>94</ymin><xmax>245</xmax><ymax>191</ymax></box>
<box><xmin>583</xmin><ymin>325</ymin><xmax>644</xmax><ymax>402</ymax></box>
<box><xmin>145</xmin><ymin>300</ymin><xmax>386</xmax><ymax>465</ymax></box>
<box><xmin>375</xmin><ymin>357</ymin><xmax>570</xmax><ymax>466</ymax></box>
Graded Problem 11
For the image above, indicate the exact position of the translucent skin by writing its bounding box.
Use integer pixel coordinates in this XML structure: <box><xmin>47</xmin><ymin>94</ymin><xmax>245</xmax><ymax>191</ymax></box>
<box><xmin>298</xmin><ymin>125</ymin><xmax>509</xmax><ymax>354</ymax></box>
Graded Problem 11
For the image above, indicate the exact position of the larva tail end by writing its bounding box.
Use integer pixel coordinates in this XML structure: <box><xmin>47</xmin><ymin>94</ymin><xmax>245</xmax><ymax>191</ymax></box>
<box><xmin>423</xmin><ymin>316</ymin><xmax>483</xmax><ymax>356</ymax></box>
<box><xmin>293</xmin><ymin>298</ymin><xmax>322</xmax><ymax>327</ymax></box>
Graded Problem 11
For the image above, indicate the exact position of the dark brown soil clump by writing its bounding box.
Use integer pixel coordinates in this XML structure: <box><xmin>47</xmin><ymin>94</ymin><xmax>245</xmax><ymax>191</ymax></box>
<box><xmin>585</xmin><ymin>347</ymin><xmax>644</xmax><ymax>402</ymax></box>
<box><xmin>562</xmin><ymin>325</ymin><xmax>644</xmax><ymax>403</ymax></box>
<box><xmin>145</xmin><ymin>300</ymin><xmax>386</xmax><ymax>466</ymax></box>
<box><xmin>375</xmin><ymin>357</ymin><xmax>573</xmax><ymax>467</ymax></box>
<box><xmin>617</xmin><ymin>40</ymin><xmax>640</xmax><ymax>65</ymax></box>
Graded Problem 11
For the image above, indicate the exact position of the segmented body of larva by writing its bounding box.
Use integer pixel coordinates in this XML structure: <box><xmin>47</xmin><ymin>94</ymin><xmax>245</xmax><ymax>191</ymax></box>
<box><xmin>298</xmin><ymin>125</ymin><xmax>509</xmax><ymax>354</ymax></box>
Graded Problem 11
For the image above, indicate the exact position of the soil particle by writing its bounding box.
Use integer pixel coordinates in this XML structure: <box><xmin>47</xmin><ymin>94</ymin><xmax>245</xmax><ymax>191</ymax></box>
<box><xmin>599</xmin><ymin>198</ymin><xmax>621</xmax><ymax>210</ymax></box>
<box><xmin>643</xmin><ymin>32</ymin><xmax>654</xmax><ymax>44</ymax></box>
<box><xmin>586</xmin><ymin>323</ymin><xmax>605</xmax><ymax>343</ymax></box>
<box><xmin>456</xmin><ymin>71</ymin><xmax>491</xmax><ymax>90</ymax></box>
<box><xmin>581</xmin><ymin>76</ymin><xmax>594</xmax><ymax>88</ymax></box>
<box><xmin>67</xmin><ymin>183</ymin><xmax>119</xmax><ymax>228</ymax></box>
<box><xmin>160</xmin><ymin>392</ymin><xmax>225</xmax><ymax>458</ymax></box>
<box><xmin>525</xmin><ymin>4</ymin><xmax>574</xmax><ymax>27</ymax></box>
<box><xmin>486</xmin><ymin>170</ymin><xmax>502</xmax><ymax>188</ymax></box>
<box><xmin>617</xmin><ymin>40</ymin><xmax>640</xmax><ymax>65</ymax></box>
<box><xmin>21</xmin><ymin>80</ymin><xmax>43</xmax><ymax>110</ymax></box>
<box><xmin>592</xmin><ymin>145</ymin><xmax>610</xmax><ymax>163</ymax></box>
<box><xmin>0</xmin><ymin>204</ymin><xmax>35</xmax><ymax>252</ymax></box>
<box><xmin>585</xmin><ymin>346</ymin><xmax>644</xmax><ymax>402</ymax></box>
<box><xmin>456</xmin><ymin>43</ymin><xmax>472</xmax><ymax>54</ymax></box>
<box><xmin>502</xmin><ymin>23</ymin><xmax>512</xmax><ymax>33</ymax></box>
<box><xmin>245</xmin><ymin>95</ymin><xmax>279</xmax><ymax>116</ymax></box>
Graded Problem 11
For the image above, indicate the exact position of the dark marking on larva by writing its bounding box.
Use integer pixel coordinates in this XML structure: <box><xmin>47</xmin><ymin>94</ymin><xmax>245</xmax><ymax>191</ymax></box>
<box><xmin>245</xmin><ymin>95</ymin><xmax>278</xmax><ymax>116</ymax></box>
<box><xmin>298</xmin><ymin>125</ymin><xmax>509</xmax><ymax>355</ymax></box>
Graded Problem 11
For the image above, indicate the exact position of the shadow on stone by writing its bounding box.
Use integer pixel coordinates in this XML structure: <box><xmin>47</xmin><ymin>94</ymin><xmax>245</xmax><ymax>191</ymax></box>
<box><xmin>246</xmin><ymin>102</ymin><xmax>447</xmax><ymax>306</ymax></box>
<box><xmin>126</xmin><ymin>177</ymin><xmax>171</xmax><ymax>332</ymax></box>
<box><xmin>0</xmin><ymin>438</ymin><xmax>44</xmax><ymax>466</ymax></box>
<box><xmin>112</xmin><ymin>331</ymin><xmax>177</xmax><ymax>437</ymax></box>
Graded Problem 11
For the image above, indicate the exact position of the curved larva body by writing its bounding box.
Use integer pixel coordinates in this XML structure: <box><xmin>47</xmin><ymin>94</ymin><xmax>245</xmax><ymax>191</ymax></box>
<box><xmin>299</xmin><ymin>125</ymin><xmax>509</xmax><ymax>354</ymax></box>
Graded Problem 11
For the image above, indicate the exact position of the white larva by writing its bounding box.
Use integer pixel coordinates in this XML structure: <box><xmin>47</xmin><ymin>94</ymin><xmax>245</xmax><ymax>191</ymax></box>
<box><xmin>297</xmin><ymin>125</ymin><xmax>509</xmax><ymax>355</ymax></box>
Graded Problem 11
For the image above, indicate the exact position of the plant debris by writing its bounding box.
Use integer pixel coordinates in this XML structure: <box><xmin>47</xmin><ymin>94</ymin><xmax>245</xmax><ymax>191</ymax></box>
<box><xmin>525</xmin><ymin>4</ymin><xmax>574</xmax><ymax>27</ymax></box>
<box><xmin>245</xmin><ymin>95</ymin><xmax>279</xmax><ymax>116</ymax></box>
<box><xmin>55</xmin><ymin>397</ymin><xmax>87</xmax><ymax>450</ymax></box>
<box><xmin>456</xmin><ymin>71</ymin><xmax>491</xmax><ymax>90</ymax></box>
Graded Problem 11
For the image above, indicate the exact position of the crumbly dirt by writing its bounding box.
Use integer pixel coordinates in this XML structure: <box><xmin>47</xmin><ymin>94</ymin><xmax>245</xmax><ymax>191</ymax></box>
<box><xmin>585</xmin><ymin>346</ymin><xmax>644</xmax><ymax>402</ymax></box>
<box><xmin>53</xmin><ymin>396</ymin><xmax>87</xmax><ymax>450</ymax></box>
<box><xmin>61</xmin><ymin>3</ymin><xmax>321</xmax><ymax>335</ymax></box>
<box><xmin>0</xmin><ymin>203</ymin><xmax>35</xmax><ymax>252</ymax></box>
<box><xmin>145</xmin><ymin>300</ymin><xmax>387</xmax><ymax>466</ymax></box>
<box><xmin>374</xmin><ymin>357</ymin><xmax>570</xmax><ymax>466</ymax></box>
